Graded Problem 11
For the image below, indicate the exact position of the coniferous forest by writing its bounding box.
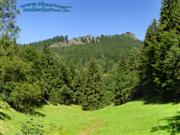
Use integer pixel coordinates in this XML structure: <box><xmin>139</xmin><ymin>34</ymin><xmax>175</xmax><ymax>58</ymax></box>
<box><xmin>0</xmin><ymin>0</ymin><xmax>180</xmax><ymax>135</ymax></box>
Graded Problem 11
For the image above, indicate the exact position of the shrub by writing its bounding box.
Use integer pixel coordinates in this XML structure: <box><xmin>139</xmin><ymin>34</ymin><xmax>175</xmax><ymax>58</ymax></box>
<box><xmin>10</xmin><ymin>83</ymin><xmax>42</xmax><ymax>112</ymax></box>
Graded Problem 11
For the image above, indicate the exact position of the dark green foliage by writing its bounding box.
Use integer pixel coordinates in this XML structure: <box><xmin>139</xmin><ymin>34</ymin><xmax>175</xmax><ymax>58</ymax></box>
<box><xmin>159</xmin><ymin>0</ymin><xmax>180</xmax><ymax>33</ymax></box>
<box><xmin>0</xmin><ymin>56</ymin><xmax>31</xmax><ymax>100</ymax></box>
<box><xmin>58</xmin><ymin>85</ymin><xmax>72</xmax><ymax>105</ymax></box>
<box><xmin>153</xmin><ymin>32</ymin><xmax>180</xmax><ymax>98</ymax></box>
<box><xmin>82</xmin><ymin>58</ymin><xmax>105</xmax><ymax>110</ymax></box>
<box><xmin>140</xmin><ymin>19</ymin><xmax>158</xmax><ymax>94</ymax></box>
<box><xmin>0</xmin><ymin>56</ymin><xmax>30</xmax><ymax>83</ymax></box>
<box><xmin>49</xmin><ymin>63</ymin><xmax>72</xmax><ymax>105</ymax></box>
<box><xmin>66</xmin><ymin>64</ymin><xmax>85</xmax><ymax>104</ymax></box>
<box><xmin>19</xmin><ymin>46</ymin><xmax>43</xmax><ymax>81</ymax></box>
<box><xmin>162</xmin><ymin>43</ymin><xmax>180</xmax><ymax>97</ymax></box>
<box><xmin>40</xmin><ymin>45</ymin><xmax>60</xmax><ymax>101</ymax></box>
<box><xmin>103</xmin><ymin>73</ymin><xmax>115</xmax><ymax>105</ymax></box>
<box><xmin>10</xmin><ymin>83</ymin><xmax>42</xmax><ymax>112</ymax></box>
<box><xmin>153</xmin><ymin>0</ymin><xmax>180</xmax><ymax>99</ymax></box>
<box><xmin>70</xmin><ymin>67</ymin><xmax>85</xmax><ymax>105</ymax></box>
<box><xmin>141</xmin><ymin>0</ymin><xmax>180</xmax><ymax>100</ymax></box>
<box><xmin>26</xmin><ymin>35</ymin><xmax>68</xmax><ymax>47</ymax></box>
<box><xmin>0</xmin><ymin>35</ymin><xmax>15</xmax><ymax>56</ymax></box>
<box><xmin>113</xmin><ymin>48</ymin><xmax>140</xmax><ymax>105</ymax></box>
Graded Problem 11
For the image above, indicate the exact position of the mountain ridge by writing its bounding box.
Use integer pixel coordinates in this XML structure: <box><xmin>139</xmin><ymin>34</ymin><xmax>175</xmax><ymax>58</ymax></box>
<box><xmin>24</xmin><ymin>32</ymin><xmax>140</xmax><ymax>48</ymax></box>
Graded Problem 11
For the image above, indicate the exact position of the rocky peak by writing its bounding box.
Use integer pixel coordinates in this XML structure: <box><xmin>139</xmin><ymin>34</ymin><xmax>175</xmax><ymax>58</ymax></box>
<box><xmin>122</xmin><ymin>32</ymin><xmax>137</xmax><ymax>40</ymax></box>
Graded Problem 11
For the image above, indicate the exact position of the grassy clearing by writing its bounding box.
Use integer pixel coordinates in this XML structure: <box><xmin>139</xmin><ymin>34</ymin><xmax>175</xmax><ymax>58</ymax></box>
<box><xmin>1</xmin><ymin>101</ymin><xmax>180</xmax><ymax>135</ymax></box>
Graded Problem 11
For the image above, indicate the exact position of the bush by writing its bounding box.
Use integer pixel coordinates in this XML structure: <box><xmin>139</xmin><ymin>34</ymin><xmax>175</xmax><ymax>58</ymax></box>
<box><xmin>10</xmin><ymin>83</ymin><xmax>42</xmax><ymax>112</ymax></box>
<box><xmin>0</xmin><ymin>56</ymin><xmax>31</xmax><ymax>100</ymax></box>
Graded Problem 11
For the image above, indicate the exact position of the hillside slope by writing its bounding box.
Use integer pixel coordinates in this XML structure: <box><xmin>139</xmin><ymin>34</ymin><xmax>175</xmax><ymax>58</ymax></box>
<box><xmin>23</xmin><ymin>34</ymin><xmax>143</xmax><ymax>71</ymax></box>
<box><xmin>52</xmin><ymin>35</ymin><xmax>143</xmax><ymax>70</ymax></box>
<box><xmin>1</xmin><ymin>101</ymin><xmax>180</xmax><ymax>135</ymax></box>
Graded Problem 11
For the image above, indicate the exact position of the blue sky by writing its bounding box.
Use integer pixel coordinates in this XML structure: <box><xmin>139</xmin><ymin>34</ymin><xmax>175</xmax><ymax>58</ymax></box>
<box><xmin>16</xmin><ymin>0</ymin><xmax>162</xmax><ymax>44</ymax></box>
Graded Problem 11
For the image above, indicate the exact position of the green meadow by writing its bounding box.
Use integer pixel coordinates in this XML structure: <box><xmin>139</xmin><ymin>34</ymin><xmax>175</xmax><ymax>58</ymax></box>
<box><xmin>1</xmin><ymin>101</ymin><xmax>180</xmax><ymax>135</ymax></box>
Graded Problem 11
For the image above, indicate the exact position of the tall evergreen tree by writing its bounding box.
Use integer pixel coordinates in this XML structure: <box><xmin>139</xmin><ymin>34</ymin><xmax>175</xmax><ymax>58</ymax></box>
<box><xmin>40</xmin><ymin>45</ymin><xmax>59</xmax><ymax>101</ymax></box>
<box><xmin>159</xmin><ymin>0</ymin><xmax>180</xmax><ymax>33</ymax></box>
<box><xmin>143</xmin><ymin>0</ymin><xmax>180</xmax><ymax>99</ymax></box>
<box><xmin>49</xmin><ymin>62</ymin><xmax>74</xmax><ymax>105</ymax></box>
<box><xmin>154</xmin><ymin>32</ymin><xmax>180</xmax><ymax>99</ymax></box>
<box><xmin>58</xmin><ymin>64</ymin><xmax>73</xmax><ymax>105</ymax></box>
<box><xmin>68</xmin><ymin>65</ymin><xmax>85</xmax><ymax>105</ymax></box>
<box><xmin>67</xmin><ymin>64</ymin><xmax>79</xmax><ymax>104</ymax></box>
<box><xmin>114</xmin><ymin>48</ymin><xmax>140</xmax><ymax>105</ymax></box>
<box><xmin>140</xmin><ymin>19</ymin><xmax>158</xmax><ymax>94</ymax></box>
<box><xmin>82</xmin><ymin>58</ymin><xmax>104</xmax><ymax>110</ymax></box>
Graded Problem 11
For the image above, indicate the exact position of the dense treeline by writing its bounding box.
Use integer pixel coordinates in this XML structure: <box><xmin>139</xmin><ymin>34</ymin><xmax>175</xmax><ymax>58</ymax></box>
<box><xmin>25</xmin><ymin>35</ymin><xmax>68</xmax><ymax>47</ymax></box>
<box><xmin>0</xmin><ymin>0</ymin><xmax>179</xmax><ymax>115</ymax></box>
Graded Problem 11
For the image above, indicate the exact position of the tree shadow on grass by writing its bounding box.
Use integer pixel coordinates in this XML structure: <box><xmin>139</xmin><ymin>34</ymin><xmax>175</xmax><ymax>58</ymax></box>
<box><xmin>136</xmin><ymin>95</ymin><xmax>179</xmax><ymax>105</ymax></box>
<box><xmin>0</xmin><ymin>111</ymin><xmax>11</xmax><ymax>120</ymax></box>
<box><xmin>29</xmin><ymin>110</ymin><xmax>46</xmax><ymax>117</ymax></box>
<box><xmin>151</xmin><ymin>112</ymin><xmax>180</xmax><ymax>135</ymax></box>
<box><xmin>135</xmin><ymin>84</ymin><xmax>180</xmax><ymax>105</ymax></box>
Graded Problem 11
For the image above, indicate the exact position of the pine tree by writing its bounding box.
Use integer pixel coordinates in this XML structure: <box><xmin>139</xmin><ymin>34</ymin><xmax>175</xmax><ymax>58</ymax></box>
<box><xmin>140</xmin><ymin>19</ymin><xmax>158</xmax><ymax>94</ymax></box>
<box><xmin>58</xmin><ymin>84</ymin><xmax>72</xmax><ymax>105</ymax></box>
<box><xmin>70</xmin><ymin>66</ymin><xmax>85</xmax><ymax>105</ymax></box>
<box><xmin>40</xmin><ymin>45</ymin><xmax>59</xmax><ymax>101</ymax></box>
<box><xmin>154</xmin><ymin>32</ymin><xmax>180</xmax><ymax>99</ymax></box>
<box><xmin>82</xmin><ymin>58</ymin><xmax>104</xmax><ymax>110</ymax></box>
<box><xmin>171</xmin><ymin>0</ymin><xmax>180</xmax><ymax>34</ymax></box>
<box><xmin>57</xmin><ymin>64</ymin><xmax>73</xmax><ymax>105</ymax></box>
<box><xmin>67</xmin><ymin>64</ymin><xmax>80</xmax><ymax>104</ymax></box>
<box><xmin>148</xmin><ymin>0</ymin><xmax>180</xmax><ymax>99</ymax></box>
<box><xmin>49</xmin><ymin>62</ymin><xmax>74</xmax><ymax>105</ymax></box>
<box><xmin>162</xmin><ymin>43</ymin><xmax>180</xmax><ymax>98</ymax></box>
<box><xmin>159</xmin><ymin>0</ymin><xmax>180</xmax><ymax>33</ymax></box>
<box><xmin>114</xmin><ymin>49</ymin><xmax>140</xmax><ymax>105</ymax></box>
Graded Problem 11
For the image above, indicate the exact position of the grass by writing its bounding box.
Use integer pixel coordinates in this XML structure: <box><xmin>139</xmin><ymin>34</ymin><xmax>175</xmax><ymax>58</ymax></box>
<box><xmin>1</xmin><ymin>101</ymin><xmax>180</xmax><ymax>135</ymax></box>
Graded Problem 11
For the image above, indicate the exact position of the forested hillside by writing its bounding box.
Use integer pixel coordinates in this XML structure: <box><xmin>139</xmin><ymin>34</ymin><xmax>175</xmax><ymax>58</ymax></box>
<box><xmin>53</xmin><ymin>34</ymin><xmax>142</xmax><ymax>69</ymax></box>
<box><xmin>25</xmin><ymin>34</ymin><xmax>143</xmax><ymax>71</ymax></box>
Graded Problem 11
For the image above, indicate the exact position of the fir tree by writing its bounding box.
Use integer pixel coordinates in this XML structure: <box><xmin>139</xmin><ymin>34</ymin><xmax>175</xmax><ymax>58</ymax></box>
<box><xmin>71</xmin><ymin>66</ymin><xmax>85</xmax><ymax>105</ymax></box>
<box><xmin>144</xmin><ymin>0</ymin><xmax>180</xmax><ymax>99</ymax></box>
<box><xmin>159</xmin><ymin>0</ymin><xmax>180</xmax><ymax>33</ymax></box>
<box><xmin>140</xmin><ymin>19</ymin><xmax>158</xmax><ymax>94</ymax></box>
<box><xmin>59</xmin><ymin>85</ymin><xmax>72</xmax><ymax>105</ymax></box>
<box><xmin>67</xmin><ymin>64</ymin><xmax>80</xmax><ymax>104</ymax></box>
<box><xmin>154</xmin><ymin>32</ymin><xmax>180</xmax><ymax>99</ymax></box>
<box><xmin>40</xmin><ymin>45</ymin><xmax>59</xmax><ymax>101</ymax></box>
<box><xmin>114</xmin><ymin>49</ymin><xmax>140</xmax><ymax>105</ymax></box>
<box><xmin>49</xmin><ymin>63</ymin><xmax>74</xmax><ymax>105</ymax></box>
<box><xmin>82</xmin><ymin>58</ymin><xmax>104</xmax><ymax>110</ymax></box>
